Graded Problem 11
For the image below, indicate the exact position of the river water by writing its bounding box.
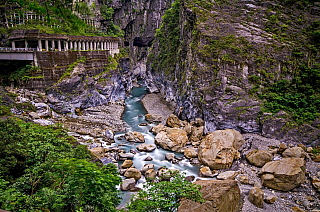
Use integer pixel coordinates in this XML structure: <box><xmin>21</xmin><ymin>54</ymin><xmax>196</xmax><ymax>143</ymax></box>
<box><xmin>115</xmin><ymin>85</ymin><xmax>201</xmax><ymax>208</ymax></box>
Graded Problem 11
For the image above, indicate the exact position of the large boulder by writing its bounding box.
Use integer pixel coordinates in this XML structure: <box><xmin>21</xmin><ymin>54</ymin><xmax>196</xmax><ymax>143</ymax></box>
<box><xmin>124</xmin><ymin>168</ymin><xmax>142</xmax><ymax>181</ymax></box>
<box><xmin>124</xmin><ymin>131</ymin><xmax>145</xmax><ymax>143</ymax></box>
<box><xmin>151</xmin><ymin>124</ymin><xmax>167</xmax><ymax>135</ymax></box>
<box><xmin>198</xmin><ymin>129</ymin><xmax>245</xmax><ymax>170</ymax></box>
<box><xmin>246</xmin><ymin>150</ymin><xmax>273</xmax><ymax>167</ymax></box>
<box><xmin>183</xmin><ymin>123</ymin><xmax>193</xmax><ymax>136</ymax></box>
<box><xmin>120</xmin><ymin>178</ymin><xmax>136</xmax><ymax>191</ymax></box>
<box><xmin>311</xmin><ymin>176</ymin><xmax>320</xmax><ymax>192</ymax></box>
<box><xmin>282</xmin><ymin>147</ymin><xmax>305</xmax><ymax>158</ymax></box>
<box><xmin>217</xmin><ymin>171</ymin><xmax>237</xmax><ymax>180</ymax></box>
<box><xmin>119</xmin><ymin>152</ymin><xmax>134</xmax><ymax>159</ymax></box>
<box><xmin>184</xmin><ymin>148</ymin><xmax>198</xmax><ymax>158</ymax></box>
<box><xmin>89</xmin><ymin>147</ymin><xmax>105</xmax><ymax>159</ymax></box>
<box><xmin>145</xmin><ymin>114</ymin><xmax>163</xmax><ymax>123</ymax></box>
<box><xmin>136</xmin><ymin>144</ymin><xmax>156</xmax><ymax>152</ymax></box>
<box><xmin>193</xmin><ymin>118</ymin><xmax>205</xmax><ymax>127</ymax></box>
<box><xmin>166</xmin><ymin>114</ymin><xmax>181</xmax><ymax>128</ymax></box>
<box><xmin>178</xmin><ymin>180</ymin><xmax>240</xmax><ymax>212</ymax></box>
<box><xmin>259</xmin><ymin>158</ymin><xmax>305</xmax><ymax>191</ymax></box>
<box><xmin>140</xmin><ymin>164</ymin><xmax>154</xmax><ymax>174</ymax></box>
<box><xmin>145</xmin><ymin>169</ymin><xmax>157</xmax><ymax>179</ymax></box>
<box><xmin>154</xmin><ymin>128</ymin><xmax>188</xmax><ymax>152</ymax></box>
<box><xmin>121</xmin><ymin>160</ymin><xmax>133</xmax><ymax>169</ymax></box>
<box><xmin>189</xmin><ymin>126</ymin><xmax>204</xmax><ymax>142</ymax></box>
<box><xmin>199</xmin><ymin>166</ymin><xmax>216</xmax><ymax>178</ymax></box>
<box><xmin>165</xmin><ymin>153</ymin><xmax>176</xmax><ymax>161</ymax></box>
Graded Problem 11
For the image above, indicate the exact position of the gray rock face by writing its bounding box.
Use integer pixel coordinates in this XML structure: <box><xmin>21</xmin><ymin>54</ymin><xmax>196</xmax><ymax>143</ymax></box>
<box><xmin>33</xmin><ymin>119</ymin><xmax>54</xmax><ymax>126</ymax></box>
<box><xmin>47</xmin><ymin>59</ymin><xmax>129</xmax><ymax>116</ymax></box>
<box><xmin>261</xmin><ymin>111</ymin><xmax>320</xmax><ymax>145</ymax></box>
<box><xmin>111</xmin><ymin>0</ymin><xmax>173</xmax><ymax>67</ymax></box>
<box><xmin>142</xmin><ymin>0</ymin><xmax>320</xmax><ymax>144</ymax></box>
<box><xmin>34</xmin><ymin>102</ymin><xmax>51</xmax><ymax>117</ymax></box>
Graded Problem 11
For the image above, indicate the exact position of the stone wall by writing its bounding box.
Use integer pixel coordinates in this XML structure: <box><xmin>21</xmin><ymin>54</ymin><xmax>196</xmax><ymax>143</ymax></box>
<box><xmin>22</xmin><ymin>50</ymin><xmax>110</xmax><ymax>91</ymax></box>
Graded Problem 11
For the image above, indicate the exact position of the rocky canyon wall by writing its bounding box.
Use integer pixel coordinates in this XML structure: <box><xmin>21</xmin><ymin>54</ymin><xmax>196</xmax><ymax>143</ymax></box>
<box><xmin>143</xmin><ymin>0</ymin><xmax>320</xmax><ymax>144</ymax></box>
<box><xmin>110</xmin><ymin>0</ymin><xmax>174</xmax><ymax>76</ymax></box>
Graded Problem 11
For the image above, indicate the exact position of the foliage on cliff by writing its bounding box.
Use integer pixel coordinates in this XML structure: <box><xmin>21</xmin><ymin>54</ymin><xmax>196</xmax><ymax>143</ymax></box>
<box><xmin>0</xmin><ymin>118</ymin><xmax>121</xmax><ymax>212</ymax></box>
<box><xmin>152</xmin><ymin>0</ymin><xmax>180</xmax><ymax>78</ymax></box>
<box><xmin>148</xmin><ymin>0</ymin><xmax>320</xmax><ymax>126</ymax></box>
<box><xmin>2</xmin><ymin>0</ymin><xmax>123</xmax><ymax>37</ymax></box>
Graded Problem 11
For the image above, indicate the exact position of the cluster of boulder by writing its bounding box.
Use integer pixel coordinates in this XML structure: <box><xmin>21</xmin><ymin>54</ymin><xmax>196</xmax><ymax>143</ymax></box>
<box><xmin>119</xmin><ymin>161</ymin><xmax>180</xmax><ymax>191</ymax></box>
<box><xmin>149</xmin><ymin>114</ymin><xmax>245</xmax><ymax>171</ymax></box>
<box><xmin>145</xmin><ymin>114</ymin><xmax>320</xmax><ymax>211</ymax></box>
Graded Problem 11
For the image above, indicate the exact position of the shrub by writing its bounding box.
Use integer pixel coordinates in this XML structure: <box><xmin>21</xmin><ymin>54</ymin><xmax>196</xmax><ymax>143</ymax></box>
<box><xmin>0</xmin><ymin>118</ymin><xmax>121</xmax><ymax>211</ymax></box>
<box><xmin>127</xmin><ymin>170</ymin><xmax>203</xmax><ymax>212</ymax></box>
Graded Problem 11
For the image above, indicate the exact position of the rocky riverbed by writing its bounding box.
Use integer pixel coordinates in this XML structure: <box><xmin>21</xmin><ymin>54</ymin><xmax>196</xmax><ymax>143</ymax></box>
<box><xmin>2</xmin><ymin>84</ymin><xmax>320</xmax><ymax>211</ymax></box>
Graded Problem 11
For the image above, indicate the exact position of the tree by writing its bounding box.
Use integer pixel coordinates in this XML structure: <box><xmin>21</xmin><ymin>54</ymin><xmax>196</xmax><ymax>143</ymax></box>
<box><xmin>126</xmin><ymin>170</ymin><xmax>203</xmax><ymax>212</ymax></box>
<box><xmin>0</xmin><ymin>118</ymin><xmax>122</xmax><ymax>212</ymax></box>
<box><xmin>35</xmin><ymin>159</ymin><xmax>121</xmax><ymax>212</ymax></box>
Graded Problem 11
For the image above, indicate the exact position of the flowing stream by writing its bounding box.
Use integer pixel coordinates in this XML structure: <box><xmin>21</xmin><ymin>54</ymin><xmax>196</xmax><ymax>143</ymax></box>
<box><xmin>115</xmin><ymin>84</ymin><xmax>201</xmax><ymax>208</ymax></box>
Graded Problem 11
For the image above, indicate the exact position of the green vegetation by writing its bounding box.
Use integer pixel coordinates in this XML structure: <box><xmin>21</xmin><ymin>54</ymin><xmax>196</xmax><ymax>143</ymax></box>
<box><xmin>259</xmin><ymin>63</ymin><xmax>320</xmax><ymax>124</ymax></box>
<box><xmin>151</xmin><ymin>0</ymin><xmax>180</xmax><ymax>78</ymax></box>
<box><xmin>8</xmin><ymin>65</ymin><xmax>41</xmax><ymax>82</ymax></box>
<box><xmin>0</xmin><ymin>118</ymin><xmax>121</xmax><ymax>211</ymax></box>
<box><xmin>0</xmin><ymin>62</ymin><xmax>43</xmax><ymax>87</ymax></box>
<box><xmin>311</xmin><ymin>146</ymin><xmax>320</xmax><ymax>155</ymax></box>
<box><xmin>3</xmin><ymin>0</ymin><xmax>123</xmax><ymax>37</ymax></box>
<box><xmin>199</xmin><ymin>35</ymin><xmax>253</xmax><ymax>63</ymax></box>
<box><xmin>127</xmin><ymin>170</ymin><xmax>203</xmax><ymax>212</ymax></box>
<box><xmin>0</xmin><ymin>105</ymin><xmax>11</xmax><ymax>116</ymax></box>
<box><xmin>58</xmin><ymin>56</ymin><xmax>86</xmax><ymax>83</ymax></box>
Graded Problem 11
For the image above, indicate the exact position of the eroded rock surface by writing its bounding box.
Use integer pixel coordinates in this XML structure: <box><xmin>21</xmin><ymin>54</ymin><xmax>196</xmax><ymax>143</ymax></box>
<box><xmin>198</xmin><ymin>129</ymin><xmax>245</xmax><ymax>169</ymax></box>
<box><xmin>259</xmin><ymin>158</ymin><xmax>306</xmax><ymax>191</ymax></box>
<box><xmin>125</xmin><ymin>131</ymin><xmax>145</xmax><ymax>143</ymax></box>
<box><xmin>154</xmin><ymin>127</ymin><xmax>188</xmax><ymax>152</ymax></box>
<box><xmin>246</xmin><ymin>149</ymin><xmax>273</xmax><ymax>167</ymax></box>
<box><xmin>178</xmin><ymin>180</ymin><xmax>241</xmax><ymax>212</ymax></box>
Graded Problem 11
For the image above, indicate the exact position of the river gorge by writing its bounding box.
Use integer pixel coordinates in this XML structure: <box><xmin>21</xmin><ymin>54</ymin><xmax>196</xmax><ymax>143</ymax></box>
<box><xmin>0</xmin><ymin>0</ymin><xmax>319</xmax><ymax>211</ymax></box>
<box><xmin>116</xmin><ymin>83</ymin><xmax>201</xmax><ymax>207</ymax></box>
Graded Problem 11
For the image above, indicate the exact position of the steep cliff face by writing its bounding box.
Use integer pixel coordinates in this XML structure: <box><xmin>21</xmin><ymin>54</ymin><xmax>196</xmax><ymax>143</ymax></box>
<box><xmin>47</xmin><ymin>56</ymin><xmax>131</xmax><ymax>115</ymax></box>
<box><xmin>110</xmin><ymin>0</ymin><xmax>173</xmax><ymax>75</ymax></box>
<box><xmin>146</xmin><ymin>0</ymin><xmax>320</xmax><ymax>144</ymax></box>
